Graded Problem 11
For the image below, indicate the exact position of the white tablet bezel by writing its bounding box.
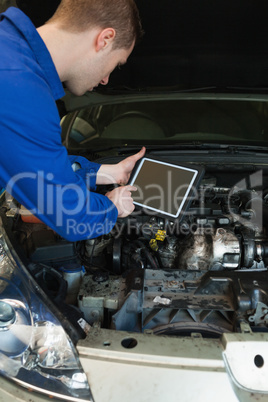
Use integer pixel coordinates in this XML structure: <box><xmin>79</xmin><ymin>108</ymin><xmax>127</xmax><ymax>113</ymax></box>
<box><xmin>129</xmin><ymin>157</ymin><xmax>202</xmax><ymax>219</ymax></box>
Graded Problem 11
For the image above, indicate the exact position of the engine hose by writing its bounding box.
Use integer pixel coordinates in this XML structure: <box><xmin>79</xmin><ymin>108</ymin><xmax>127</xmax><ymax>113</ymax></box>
<box><xmin>134</xmin><ymin>240</ymin><xmax>160</xmax><ymax>270</ymax></box>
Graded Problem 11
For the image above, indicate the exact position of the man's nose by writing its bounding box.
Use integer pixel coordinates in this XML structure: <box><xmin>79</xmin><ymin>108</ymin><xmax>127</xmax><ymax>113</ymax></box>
<box><xmin>100</xmin><ymin>76</ymin><xmax>109</xmax><ymax>85</ymax></box>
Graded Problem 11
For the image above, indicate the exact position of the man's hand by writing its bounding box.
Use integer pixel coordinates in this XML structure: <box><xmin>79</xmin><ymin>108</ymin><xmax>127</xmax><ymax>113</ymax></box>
<box><xmin>106</xmin><ymin>185</ymin><xmax>137</xmax><ymax>217</ymax></box>
<box><xmin>97</xmin><ymin>147</ymin><xmax>145</xmax><ymax>218</ymax></box>
<box><xmin>96</xmin><ymin>147</ymin><xmax>146</xmax><ymax>185</ymax></box>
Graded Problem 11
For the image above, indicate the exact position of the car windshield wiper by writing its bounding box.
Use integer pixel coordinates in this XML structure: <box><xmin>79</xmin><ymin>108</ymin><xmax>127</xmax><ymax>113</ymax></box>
<box><xmin>98</xmin><ymin>85</ymin><xmax>268</xmax><ymax>95</ymax></box>
<box><xmin>97</xmin><ymin>86</ymin><xmax>219</xmax><ymax>94</ymax></box>
<box><xmin>119</xmin><ymin>143</ymin><xmax>268</xmax><ymax>153</ymax></box>
<box><xmin>72</xmin><ymin>143</ymin><xmax>268</xmax><ymax>159</ymax></box>
<box><xmin>88</xmin><ymin>143</ymin><xmax>212</xmax><ymax>154</ymax></box>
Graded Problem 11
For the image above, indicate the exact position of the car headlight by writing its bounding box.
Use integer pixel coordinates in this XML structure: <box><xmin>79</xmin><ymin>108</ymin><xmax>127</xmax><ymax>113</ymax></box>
<box><xmin>0</xmin><ymin>220</ymin><xmax>93</xmax><ymax>401</ymax></box>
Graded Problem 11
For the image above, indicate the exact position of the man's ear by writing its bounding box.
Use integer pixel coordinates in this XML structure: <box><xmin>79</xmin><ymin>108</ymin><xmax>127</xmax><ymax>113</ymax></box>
<box><xmin>96</xmin><ymin>28</ymin><xmax>116</xmax><ymax>51</ymax></box>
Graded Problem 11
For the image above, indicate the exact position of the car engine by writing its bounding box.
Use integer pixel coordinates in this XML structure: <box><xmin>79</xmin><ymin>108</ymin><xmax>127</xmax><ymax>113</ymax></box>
<box><xmin>5</xmin><ymin>166</ymin><xmax>268</xmax><ymax>339</ymax></box>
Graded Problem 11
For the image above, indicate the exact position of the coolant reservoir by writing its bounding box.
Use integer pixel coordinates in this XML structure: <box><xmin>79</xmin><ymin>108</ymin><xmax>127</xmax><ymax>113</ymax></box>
<box><xmin>60</xmin><ymin>265</ymin><xmax>86</xmax><ymax>304</ymax></box>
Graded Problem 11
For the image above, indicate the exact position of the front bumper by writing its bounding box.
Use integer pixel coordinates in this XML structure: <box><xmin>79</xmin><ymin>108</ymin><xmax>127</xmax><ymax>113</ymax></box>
<box><xmin>77</xmin><ymin>328</ymin><xmax>250</xmax><ymax>402</ymax></box>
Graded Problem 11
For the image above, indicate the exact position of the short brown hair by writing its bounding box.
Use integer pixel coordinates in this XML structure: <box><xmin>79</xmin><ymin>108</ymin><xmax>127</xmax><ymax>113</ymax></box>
<box><xmin>48</xmin><ymin>0</ymin><xmax>143</xmax><ymax>49</ymax></box>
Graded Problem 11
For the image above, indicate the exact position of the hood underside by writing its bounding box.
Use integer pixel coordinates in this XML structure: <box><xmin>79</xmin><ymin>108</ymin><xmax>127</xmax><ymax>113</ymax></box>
<box><xmin>17</xmin><ymin>0</ymin><xmax>268</xmax><ymax>93</ymax></box>
<box><xmin>110</xmin><ymin>0</ymin><xmax>268</xmax><ymax>92</ymax></box>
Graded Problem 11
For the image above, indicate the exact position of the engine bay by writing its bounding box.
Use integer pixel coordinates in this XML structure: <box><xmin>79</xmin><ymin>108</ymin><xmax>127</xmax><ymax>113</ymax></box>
<box><xmin>4</xmin><ymin>162</ymin><xmax>268</xmax><ymax>339</ymax></box>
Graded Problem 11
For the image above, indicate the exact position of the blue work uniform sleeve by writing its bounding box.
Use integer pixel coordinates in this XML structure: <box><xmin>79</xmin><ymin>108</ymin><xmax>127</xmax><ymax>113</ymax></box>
<box><xmin>0</xmin><ymin>71</ymin><xmax>118</xmax><ymax>242</ymax></box>
<box><xmin>68</xmin><ymin>155</ymin><xmax>101</xmax><ymax>191</ymax></box>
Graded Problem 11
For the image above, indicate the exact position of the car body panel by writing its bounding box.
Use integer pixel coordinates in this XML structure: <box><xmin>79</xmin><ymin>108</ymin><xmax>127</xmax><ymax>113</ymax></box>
<box><xmin>78</xmin><ymin>328</ymin><xmax>238</xmax><ymax>402</ymax></box>
<box><xmin>77</xmin><ymin>327</ymin><xmax>268</xmax><ymax>402</ymax></box>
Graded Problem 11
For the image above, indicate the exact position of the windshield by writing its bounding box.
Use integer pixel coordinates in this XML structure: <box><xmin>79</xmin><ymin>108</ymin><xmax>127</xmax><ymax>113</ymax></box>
<box><xmin>62</xmin><ymin>98</ymin><xmax>268</xmax><ymax>150</ymax></box>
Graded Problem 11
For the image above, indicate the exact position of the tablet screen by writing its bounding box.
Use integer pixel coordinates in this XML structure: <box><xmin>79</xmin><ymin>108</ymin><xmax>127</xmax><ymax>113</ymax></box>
<box><xmin>129</xmin><ymin>157</ymin><xmax>202</xmax><ymax>219</ymax></box>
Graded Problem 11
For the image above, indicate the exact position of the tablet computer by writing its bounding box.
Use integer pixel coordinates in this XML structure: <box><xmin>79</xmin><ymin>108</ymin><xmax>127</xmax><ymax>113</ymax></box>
<box><xmin>129</xmin><ymin>156</ymin><xmax>204</xmax><ymax>220</ymax></box>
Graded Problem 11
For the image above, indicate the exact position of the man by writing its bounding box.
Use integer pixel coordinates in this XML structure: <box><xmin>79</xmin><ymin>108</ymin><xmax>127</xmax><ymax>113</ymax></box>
<box><xmin>0</xmin><ymin>0</ymin><xmax>145</xmax><ymax>241</ymax></box>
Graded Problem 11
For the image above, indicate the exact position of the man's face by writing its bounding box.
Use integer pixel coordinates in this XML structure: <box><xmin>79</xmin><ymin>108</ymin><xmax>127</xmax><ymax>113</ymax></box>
<box><xmin>64</xmin><ymin>42</ymin><xmax>134</xmax><ymax>96</ymax></box>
